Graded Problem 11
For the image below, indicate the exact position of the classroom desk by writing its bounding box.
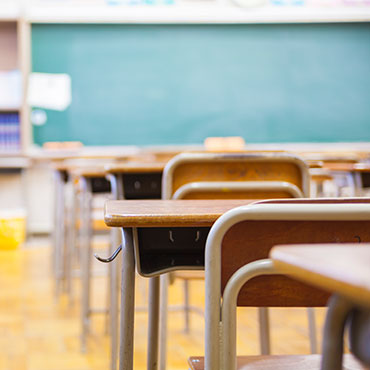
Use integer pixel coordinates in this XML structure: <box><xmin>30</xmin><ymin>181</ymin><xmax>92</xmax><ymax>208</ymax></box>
<box><xmin>309</xmin><ymin>169</ymin><xmax>334</xmax><ymax>197</ymax></box>
<box><xmin>29</xmin><ymin>145</ymin><xmax>140</xmax><ymax>161</ymax></box>
<box><xmin>324</xmin><ymin>162</ymin><xmax>370</xmax><ymax>172</ymax></box>
<box><xmin>104</xmin><ymin>199</ymin><xmax>254</xmax><ymax>370</ymax></box>
<box><xmin>0</xmin><ymin>155</ymin><xmax>29</xmax><ymax>170</ymax></box>
<box><xmin>298</xmin><ymin>156</ymin><xmax>370</xmax><ymax>197</ymax></box>
<box><xmin>270</xmin><ymin>244</ymin><xmax>370</xmax><ymax>369</ymax></box>
<box><xmin>49</xmin><ymin>150</ymin><xmax>136</xmax><ymax>298</ymax></box>
<box><xmin>52</xmin><ymin>162</ymin><xmax>113</xmax><ymax>294</ymax></box>
<box><xmin>323</xmin><ymin>163</ymin><xmax>370</xmax><ymax>196</ymax></box>
<box><xmin>82</xmin><ymin>155</ymin><xmax>182</xmax><ymax>367</ymax></box>
<box><xmin>62</xmin><ymin>158</ymin><xmax>173</xmax><ymax>357</ymax></box>
<box><xmin>299</xmin><ymin>153</ymin><xmax>361</xmax><ymax>164</ymax></box>
<box><xmin>298</xmin><ymin>153</ymin><xmax>361</xmax><ymax>195</ymax></box>
<box><xmin>105</xmin><ymin>162</ymin><xmax>167</xmax><ymax>370</ymax></box>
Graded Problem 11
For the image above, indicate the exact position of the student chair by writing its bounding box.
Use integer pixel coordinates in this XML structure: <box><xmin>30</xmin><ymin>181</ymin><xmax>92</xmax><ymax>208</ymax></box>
<box><xmin>189</xmin><ymin>199</ymin><xmax>370</xmax><ymax>370</ymax></box>
<box><xmin>161</xmin><ymin>152</ymin><xmax>311</xmax><ymax>370</ymax></box>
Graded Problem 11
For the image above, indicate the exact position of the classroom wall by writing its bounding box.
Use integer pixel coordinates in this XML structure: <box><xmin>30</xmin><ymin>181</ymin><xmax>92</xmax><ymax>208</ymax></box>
<box><xmin>31</xmin><ymin>23</ymin><xmax>370</xmax><ymax>145</ymax></box>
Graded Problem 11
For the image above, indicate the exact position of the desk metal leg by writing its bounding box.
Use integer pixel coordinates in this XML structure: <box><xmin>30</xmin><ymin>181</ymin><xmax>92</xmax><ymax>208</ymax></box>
<box><xmin>259</xmin><ymin>304</ymin><xmax>316</xmax><ymax>356</ymax></box>
<box><xmin>258</xmin><ymin>307</ymin><xmax>270</xmax><ymax>355</ymax></box>
<box><xmin>108</xmin><ymin>173</ymin><xmax>124</xmax><ymax>370</ymax></box>
<box><xmin>349</xmin><ymin>307</ymin><xmax>370</xmax><ymax>365</ymax></box>
<box><xmin>307</xmin><ymin>307</ymin><xmax>318</xmax><ymax>354</ymax></box>
<box><xmin>354</xmin><ymin>172</ymin><xmax>363</xmax><ymax>197</ymax></box>
<box><xmin>345</xmin><ymin>173</ymin><xmax>356</xmax><ymax>197</ymax></box>
<box><xmin>110</xmin><ymin>227</ymin><xmax>120</xmax><ymax>370</ymax></box>
<box><xmin>184</xmin><ymin>280</ymin><xmax>190</xmax><ymax>334</ymax></box>
<box><xmin>159</xmin><ymin>274</ymin><xmax>169</xmax><ymax>370</ymax></box>
<box><xmin>321</xmin><ymin>294</ymin><xmax>354</xmax><ymax>370</ymax></box>
<box><xmin>53</xmin><ymin>170</ymin><xmax>59</xmax><ymax>293</ymax></box>
<box><xmin>80</xmin><ymin>177</ymin><xmax>92</xmax><ymax>353</ymax></box>
<box><xmin>66</xmin><ymin>179</ymin><xmax>77</xmax><ymax>305</ymax></box>
<box><xmin>119</xmin><ymin>228</ymin><xmax>136</xmax><ymax>370</ymax></box>
<box><xmin>54</xmin><ymin>169</ymin><xmax>65</xmax><ymax>299</ymax></box>
<box><xmin>148</xmin><ymin>277</ymin><xmax>160</xmax><ymax>370</ymax></box>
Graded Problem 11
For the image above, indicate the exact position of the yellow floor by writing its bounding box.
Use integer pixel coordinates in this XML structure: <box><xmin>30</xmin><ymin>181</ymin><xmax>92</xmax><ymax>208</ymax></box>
<box><xmin>0</xmin><ymin>238</ymin><xmax>327</xmax><ymax>370</ymax></box>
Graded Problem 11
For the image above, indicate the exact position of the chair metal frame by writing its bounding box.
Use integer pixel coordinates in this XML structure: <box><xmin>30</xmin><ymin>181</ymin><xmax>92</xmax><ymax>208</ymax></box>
<box><xmin>160</xmin><ymin>152</ymin><xmax>311</xmax><ymax>370</ymax></box>
<box><xmin>172</xmin><ymin>181</ymin><xmax>304</xmax><ymax>200</ymax></box>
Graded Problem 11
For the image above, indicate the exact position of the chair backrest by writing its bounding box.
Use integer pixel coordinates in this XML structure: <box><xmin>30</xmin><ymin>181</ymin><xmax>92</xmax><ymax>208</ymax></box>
<box><xmin>216</xmin><ymin>199</ymin><xmax>370</xmax><ymax>307</ymax></box>
<box><xmin>162</xmin><ymin>152</ymin><xmax>310</xmax><ymax>200</ymax></box>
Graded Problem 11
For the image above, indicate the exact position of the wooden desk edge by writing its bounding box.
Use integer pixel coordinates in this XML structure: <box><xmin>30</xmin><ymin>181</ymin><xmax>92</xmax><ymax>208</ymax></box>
<box><xmin>69</xmin><ymin>167</ymin><xmax>110</xmax><ymax>177</ymax></box>
<box><xmin>103</xmin><ymin>199</ymin><xmax>254</xmax><ymax>228</ymax></box>
<box><xmin>271</xmin><ymin>245</ymin><xmax>370</xmax><ymax>308</ymax></box>
<box><xmin>106</xmin><ymin>162</ymin><xmax>166</xmax><ymax>174</ymax></box>
<box><xmin>104</xmin><ymin>213</ymin><xmax>218</xmax><ymax>228</ymax></box>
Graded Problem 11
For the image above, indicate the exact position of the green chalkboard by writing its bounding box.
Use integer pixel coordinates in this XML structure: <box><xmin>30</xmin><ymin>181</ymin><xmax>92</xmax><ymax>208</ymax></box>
<box><xmin>31</xmin><ymin>23</ymin><xmax>370</xmax><ymax>145</ymax></box>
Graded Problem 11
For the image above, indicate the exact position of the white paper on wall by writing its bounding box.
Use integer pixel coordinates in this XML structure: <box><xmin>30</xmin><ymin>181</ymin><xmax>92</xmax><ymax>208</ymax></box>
<box><xmin>0</xmin><ymin>70</ymin><xmax>22</xmax><ymax>109</ymax></box>
<box><xmin>27</xmin><ymin>72</ymin><xmax>72</xmax><ymax>111</ymax></box>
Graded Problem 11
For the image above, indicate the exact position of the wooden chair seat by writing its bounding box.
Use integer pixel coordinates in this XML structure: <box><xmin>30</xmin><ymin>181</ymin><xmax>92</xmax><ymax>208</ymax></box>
<box><xmin>172</xmin><ymin>270</ymin><xmax>204</xmax><ymax>281</ymax></box>
<box><xmin>188</xmin><ymin>354</ymin><xmax>365</xmax><ymax>370</ymax></box>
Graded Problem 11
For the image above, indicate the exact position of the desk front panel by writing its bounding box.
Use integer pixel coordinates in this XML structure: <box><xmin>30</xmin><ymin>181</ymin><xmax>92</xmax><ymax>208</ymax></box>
<box><xmin>135</xmin><ymin>226</ymin><xmax>210</xmax><ymax>276</ymax></box>
<box><xmin>122</xmin><ymin>172</ymin><xmax>162</xmax><ymax>199</ymax></box>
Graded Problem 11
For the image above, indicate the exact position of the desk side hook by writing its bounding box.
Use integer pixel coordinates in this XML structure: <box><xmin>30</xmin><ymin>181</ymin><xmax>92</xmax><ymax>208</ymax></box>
<box><xmin>94</xmin><ymin>244</ymin><xmax>122</xmax><ymax>263</ymax></box>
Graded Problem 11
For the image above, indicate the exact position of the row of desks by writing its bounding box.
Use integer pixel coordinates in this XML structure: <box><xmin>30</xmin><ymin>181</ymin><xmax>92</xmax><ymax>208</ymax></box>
<box><xmin>48</xmin><ymin>148</ymin><xmax>370</xmax><ymax>370</ymax></box>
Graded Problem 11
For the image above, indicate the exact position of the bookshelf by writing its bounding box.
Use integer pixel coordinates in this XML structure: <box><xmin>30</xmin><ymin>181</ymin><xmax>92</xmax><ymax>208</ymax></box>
<box><xmin>0</xmin><ymin>4</ymin><xmax>29</xmax><ymax>234</ymax></box>
<box><xmin>0</xmin><ymin>20</ymin><xmax>21</xmax><ymax>154</ymax></box>
<box><xmin>0</xmin><ymin>6</ymin><xmax>30</xmax><ymax>154</ymax></box>
<box><xmin>0</xmin><ymin>9</ymin><xmax>28</xmax><ymax>236</ymax></box>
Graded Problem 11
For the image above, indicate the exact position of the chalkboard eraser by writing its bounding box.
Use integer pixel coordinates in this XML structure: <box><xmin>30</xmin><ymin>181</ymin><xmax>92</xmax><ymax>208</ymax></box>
<box><xmin>43</xmin><ymin>141</ymin><xmax>83</xmax><ymax>150</ymax></box>
<box><xmin>204</xmin><ymin>136</ymin><xmax>246</xmax><ymax>152</ymax></box>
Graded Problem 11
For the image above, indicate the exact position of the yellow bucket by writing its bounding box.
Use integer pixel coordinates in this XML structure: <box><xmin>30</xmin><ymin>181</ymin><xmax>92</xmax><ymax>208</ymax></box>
<box><xmin>0</xmin><ymin>210</ymin><xmax>26</xmax><ymax>250</ymax></box>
